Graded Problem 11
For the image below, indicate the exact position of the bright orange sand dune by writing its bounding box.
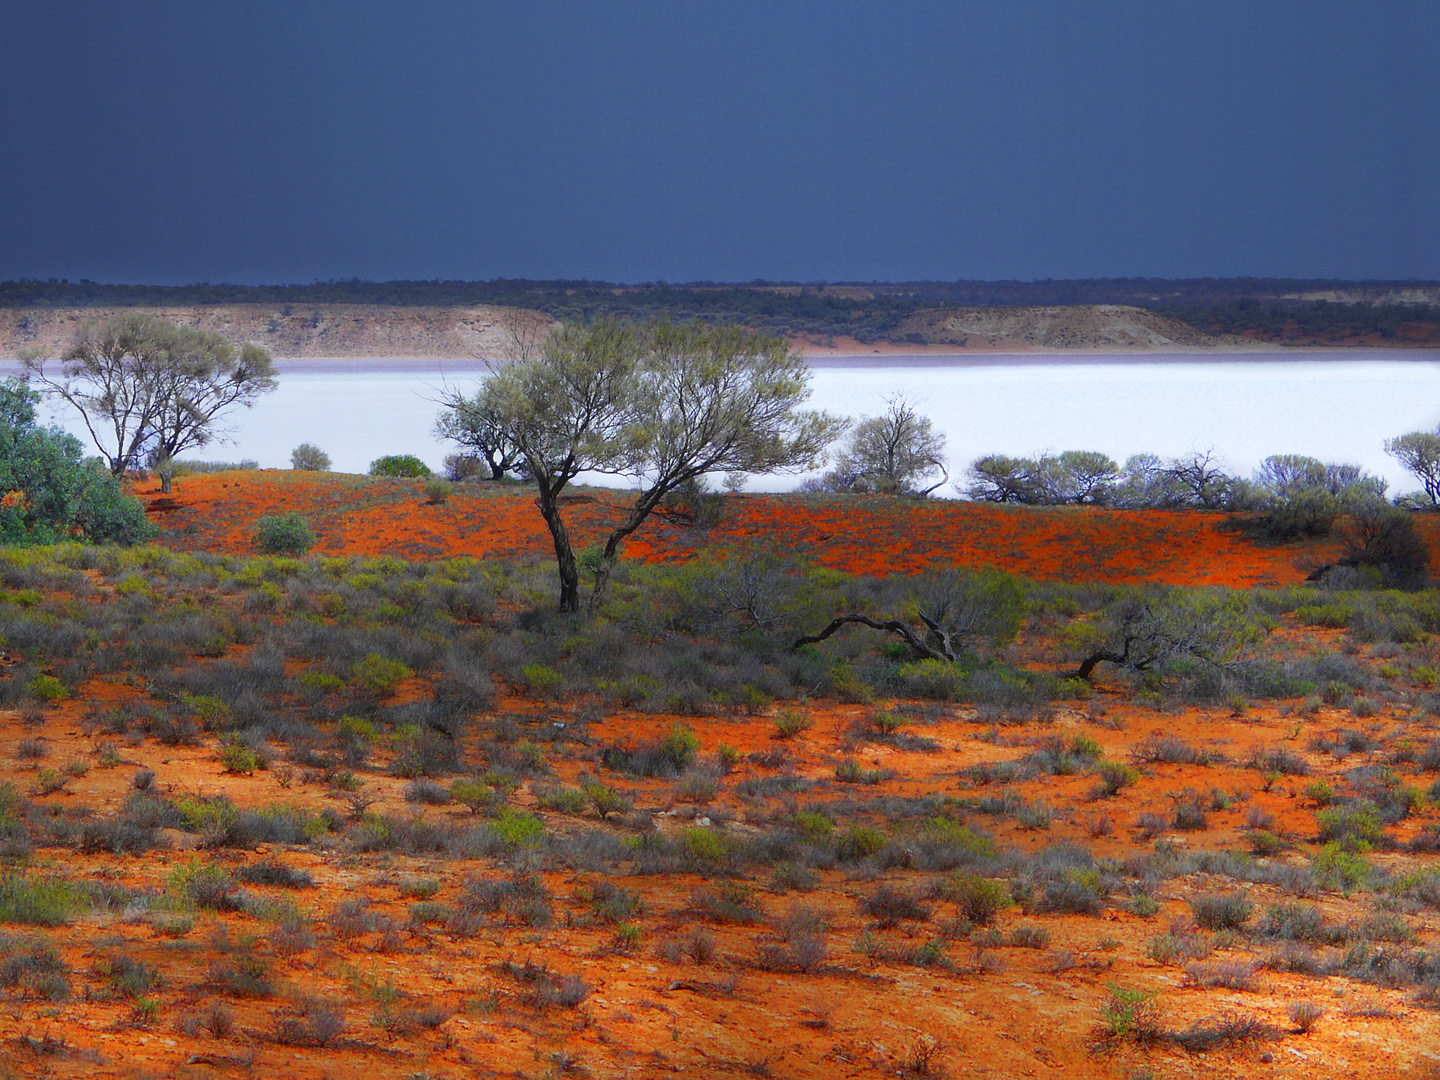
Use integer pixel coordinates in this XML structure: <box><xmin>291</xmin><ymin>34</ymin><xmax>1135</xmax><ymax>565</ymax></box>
<box><xmin>138</xmin><ymin>470</ymin><xmax>1438</xmax><ymax>588</ymax></box>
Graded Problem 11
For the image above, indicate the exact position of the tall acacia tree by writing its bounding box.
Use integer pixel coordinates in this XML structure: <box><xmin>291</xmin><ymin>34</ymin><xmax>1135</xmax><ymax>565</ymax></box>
<box><xmin>21</xmin><ymin>314</ymin><xmax>277</xmax><ymax>492</ymax></box>
<box><xmin>477</xmin><ymin>318</ymin><xmax>844</xmax><ymax>612</ymax></box>
<box><xmin>476</xmin><ymin>319</ymin><xmax>646</xmax><ymax>612</ymax></box>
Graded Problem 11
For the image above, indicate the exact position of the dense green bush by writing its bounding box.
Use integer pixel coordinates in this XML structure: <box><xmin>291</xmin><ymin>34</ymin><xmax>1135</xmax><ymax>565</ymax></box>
<box><xmin>369</xmin><ymin>455</ymin><xmax>430</xmax><ymax>478</ymax></box>
<box><xmin>253</xmin><ymin>513</ymin><xmax>316</xmax><ymax>555</ymax></box>
<box><xmin>0</xmin><ymin>379</ymin><xmax>156</xmax><ymax>546</ymax></box>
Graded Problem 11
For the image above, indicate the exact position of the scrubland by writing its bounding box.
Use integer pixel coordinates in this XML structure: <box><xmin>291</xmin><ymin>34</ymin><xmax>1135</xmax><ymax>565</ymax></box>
<box><xmin>0</xmin><ymin>473</ymin><xmax>1438</xmax><ymax>1078</ymax></box>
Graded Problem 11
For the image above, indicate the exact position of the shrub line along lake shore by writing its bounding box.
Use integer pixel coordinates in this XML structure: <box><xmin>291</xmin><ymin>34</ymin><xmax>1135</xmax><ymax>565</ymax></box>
<box><xmin>2</xmin><ymin>349</ymin><xmax>1437</xmax><ymax>487</ymax></box>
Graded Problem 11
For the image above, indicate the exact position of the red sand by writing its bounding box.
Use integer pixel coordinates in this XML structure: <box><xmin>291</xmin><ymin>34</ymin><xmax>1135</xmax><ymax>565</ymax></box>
<box><xmin>139</xmin><ymin>470</ymin><xmax>1410</xmax><ymax>589</ymax></box>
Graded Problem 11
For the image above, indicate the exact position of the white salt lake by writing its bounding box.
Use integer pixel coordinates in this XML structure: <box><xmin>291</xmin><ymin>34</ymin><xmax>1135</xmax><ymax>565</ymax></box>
<box><xmin>5</xmin><ymin>350</ymin><xmax>1439</xmax><ymax>497</ymax></box>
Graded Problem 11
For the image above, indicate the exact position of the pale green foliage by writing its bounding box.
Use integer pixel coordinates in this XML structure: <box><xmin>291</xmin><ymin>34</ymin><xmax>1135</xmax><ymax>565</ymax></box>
<box><xmin>290</xmin><ymin>443</ymin><xmax>331</xmax><ymax>471</ymax></box>
<box><xmin>963</xmin><ymin>449</ymin><xmax>1119</xmax><ymax>505</ymax></box>
<box><xmin>351</xmin><ymin>653</ymin><xmax>413</xmax><ymax>695</ymax></box>
<box><xmin>1247</xmin><ymin>454</ymin><xmax>1388</xmax><ymax>539</ymax></box>
<box><xmin>22</xmin><ymin>313</ymin><xmax>277</xmax><ymax>490</ymax></box>
<box><xmin>1386</xmin><ymin>430</ymin><xmax>1440</xmax><ymax>505</ymax></box>
<box><xmin>1070</xmin><ymin>588</ymin><xmax>1269</xmax><ymax>680</ymax></box>
<box><xmin>477</xmin><ymin>318</ymin><xmax>844</xmax><ymax>611</ymax></box>
<box><xmin>820</xmin><ymin>393</ymin><xmax>946</xmax><ymax>495</ymax></box>
<box><xmin>906</xmin><ymin>565</ymin><xmax>1027</xmax><ymax>655</ymax></box>
<box><xmin>433</xmin><ymin>392</ymin><xmax>525</xmax><ymax>480</ymax></box>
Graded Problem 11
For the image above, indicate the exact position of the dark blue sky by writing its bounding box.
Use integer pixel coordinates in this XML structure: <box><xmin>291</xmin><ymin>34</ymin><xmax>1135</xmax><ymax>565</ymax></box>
<box><xmin>3</xmin><ymin>1</ymin><xmax>1435</xmax><ymax>284</ymax></box>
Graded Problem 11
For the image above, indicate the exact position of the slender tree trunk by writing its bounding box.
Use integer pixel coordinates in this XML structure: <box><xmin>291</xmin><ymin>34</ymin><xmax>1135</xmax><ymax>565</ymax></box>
<box><xmin>159</xmin><ymin>472</ymin><xmax>173</xmax><ymax>494</ymax></box>
<box><xmin>588</xmin><ymin>484</ymin><xmax>673</xmax><ymax>611</ymax></box>
<box><xmin>530</xmin><ymin>477</ymin><xmax>580</xmax><ymax>612</ymax></box>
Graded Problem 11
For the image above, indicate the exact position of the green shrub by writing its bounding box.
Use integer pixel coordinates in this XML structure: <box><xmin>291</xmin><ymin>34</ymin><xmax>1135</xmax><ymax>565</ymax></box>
<box><xmin>892</xmin><ymin>659</ymin><xmax>969</xmax><ymax>701</ymax></box>
<box><xmin>786</xmin><ymin>810</ymin><xmax>834</xmax><ymax>841</ymax></box>
<box><xmin>0</xmin><ymin>380</ymin><xmax>156</xmax><ymax>546</ymax></box>
<box><xmin>835</xmin><ymin>825</ymin><xmax>886</xmax><ymax>862</ymax></box>
<box><xmin>352</xmin><ymin>653</ymin><xmax>413</xmax><ymax>696</ymax></box>
<box><xmin>369</xmin><ymin>455</ymin><xmax>430</xmax><ymax>478</ymax></box>
<box><xmin>1190</xmin><ymin>893</ymin><xmax>1252</xmax><ymax>930</ymax></box>
<box><xmin>581</xmin><ymin>779</ymin><xmax>633</xmax><ymax>819</ymax></box>
<box><xmin>337</xmin><ymin>715</ymin><xmax>378</xmax><ymax>743</ymax></box>
<box><xmin>449</xmin><ymin>778</ymin><xmax>498</xmax><ymax>815</ymax></box>
<box><xmin>773</xmin><ymin>709</ymin><xmax>813</xmax><ymax>739</ymax></box>
<box><xmin>0</xmin><ymin>875</ymin><xmax>80</xmax><ymax>926</ymax></box>
<box><xmin>424</xmin><ymin>477</ymin><xmax>453</xmax><ymax>504</ymax></box>
<box><xmin>521</xmin><ymin>663</ymin><xmax>564</xmax><ymax>697</ymax></box>
<box><xmin>219</xmin><ymin>737</ymin><xmax>260</xmax><ymax>775</ymax></box>
<box><xmin>1311</xmin><ymin>843</ymin><xmax>1372</xmax><ymax>894</ymax></box>
<box><xmin>921</xmin><ymin>817</ymin><xmax>996</xmax><ymax>858</ymax></box>
<box><xmin>28</xmin><ymin>769</ymin><xmax>67</xmax><ymax>796</ymax></box>
<box><xmin>1097</xmin><ymin>983</ymin><xmax>1165</xmax><ymax>1046</ymax></box>
<box><xmin>1316</xmin><ymin>804</ymin><xmax>1384</xmax><ymax>851</ymax></box>
<box><xmin>600</xmin><ymin>724</ymin><xmax>702</xmax><ymax>776</ymax></box>
<box><xmin>253</xmin><ymin>512</ymin><xmax>316</xmax><ymax>555</ymax></box>
<box><xmin>659</xmin><ymin>725</ymin><xmax>700</xmax><ymax>769</ymax></box>
<box><xmin>941</xmin><ymin>873</ymin><xmax>1011</xmax><ymax>926</ymax></box>
<box><xmin>1301</xmin><ymin>604</ymin><xmax>1353</xmax><ymax>630</ymax></box>
<box><xmin>388</xmin><ymin>726</ymin><xmax>458</xmax><ymax>778</ymax></box>
<box><xmin>26</xmin><ymin>674</ymin><xmax>67</xmax><ymax>703</ymax></box>
<box><xmin>533</xmin><ymin>785</ymin><xmax>588</xmax><ymax>814</ymax></box>
<box><xmin>290</xmin><ymin>443</ymin><xmax>331</xmax><ymax>471</ymax></box>
<box><xmin>491</xmin><ymin>809</ymin><xmax>545</xmax><ymax>847</ymax></box>
<box><xmin>1092</xmin><ymin>761</ymin><xmax>1139</xmax><ymax>798</ymax></box>
<box><xmin>677</xmin><ymin>828</ymin><xmax>729</xmax><ymax>863</ymax></box>
<box><xmin>167</xmin><ymin>861</ymin><xmax>245</xmax><ymax>911</ymax></box>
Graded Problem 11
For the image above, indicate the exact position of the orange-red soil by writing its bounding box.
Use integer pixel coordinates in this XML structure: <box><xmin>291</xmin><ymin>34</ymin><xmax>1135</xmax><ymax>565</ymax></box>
<box><xmin>5</xmin><ymin>671</ymin><xmax>1439</xmax><ymax>1078</ymax></box>
<box><xmin>137</xmin><ymin>470</ymin><xmax>1432</xmax><ymax>589</ymax></box>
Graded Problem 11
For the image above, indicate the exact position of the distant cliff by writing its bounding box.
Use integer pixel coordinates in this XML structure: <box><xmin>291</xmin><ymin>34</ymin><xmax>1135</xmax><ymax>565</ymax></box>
<box><xmin>893</xmin><ymin>304</ymin><xmax>1255</xmax><ymax>351</ymax></box>
<box><xmin>0</xmin><ymin>305</ymin><xmax>552</xmax><ymax>360</ymax></box>
<box><xmin>0</xmin><ymin>300</ymin><xmax>1432</xmax><ymax>359</ymax></box>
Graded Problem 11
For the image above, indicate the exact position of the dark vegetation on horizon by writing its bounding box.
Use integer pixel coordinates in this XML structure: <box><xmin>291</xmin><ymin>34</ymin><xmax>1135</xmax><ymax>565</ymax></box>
<box><xmin>4</xmin><ymin>277</ymin><xmax>1438</xmax><ymax>347</ymax></box>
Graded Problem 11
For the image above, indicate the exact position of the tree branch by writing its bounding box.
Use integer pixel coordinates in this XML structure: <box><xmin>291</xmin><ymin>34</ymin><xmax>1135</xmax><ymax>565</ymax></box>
<box><xmin>791</xmin><ymin>613</ymin><xmax>949</xmax><ymax>662</ymax></box>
